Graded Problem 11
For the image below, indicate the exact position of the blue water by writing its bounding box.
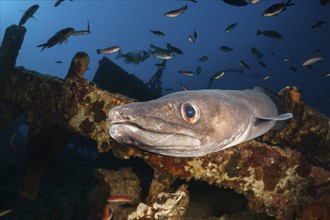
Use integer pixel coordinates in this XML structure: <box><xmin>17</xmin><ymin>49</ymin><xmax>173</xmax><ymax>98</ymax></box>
<box><xmin>1</xmin><ymin>0</ymin><xmax>329</xmax><ymax>115</ymax></box>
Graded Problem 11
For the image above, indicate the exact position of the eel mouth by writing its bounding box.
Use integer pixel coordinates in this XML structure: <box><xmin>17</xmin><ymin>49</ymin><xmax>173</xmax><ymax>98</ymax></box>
<box><xmin>109</xmin><ymin>122</ymin><xmax>202</xmax><ymax>156</ymax></box>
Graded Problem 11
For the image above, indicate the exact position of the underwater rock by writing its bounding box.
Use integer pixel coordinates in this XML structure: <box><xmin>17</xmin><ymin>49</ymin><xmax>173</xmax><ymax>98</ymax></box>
<box><xmin>93</xmin><ymin>57</ymin><xmax>159</xmax><ymax>101</ymax></box>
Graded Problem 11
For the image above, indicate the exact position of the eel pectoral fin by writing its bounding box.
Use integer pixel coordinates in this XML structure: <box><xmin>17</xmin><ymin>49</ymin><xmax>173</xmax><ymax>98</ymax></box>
<box><xmin>255</xmin><ymin>112</ymin><xmax>293</xmax><ymax>129</ymax></box>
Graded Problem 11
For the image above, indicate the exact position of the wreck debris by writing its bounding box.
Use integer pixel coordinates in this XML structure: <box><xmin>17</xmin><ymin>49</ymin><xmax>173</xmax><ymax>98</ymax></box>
<box><xmin>262</xmin><ymin>86</ymin><xmax>330</xmax><ymax>169</ymax></box>
<box><xmin>1</xmin><ymin>23</ymin><xmax>330</xmax><ymax>219</ymax></box>
<box><xmin>136</xmin><ymin>141</ymin><xmax>330</xmax><ymax>219</ymax></box>
<box><xmin>128</xmin><ymin>184</ymin><xmax>189</xmax><ymax>220</ymax></box>
<box><xmin>93</xmin><ymin>168</ymin><xmax>141</xmax><ymax>220</ymax></box>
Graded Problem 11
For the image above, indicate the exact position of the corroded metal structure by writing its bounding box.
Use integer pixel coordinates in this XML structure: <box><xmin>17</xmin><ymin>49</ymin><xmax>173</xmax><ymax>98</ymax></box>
<box><xmin>1</xmin><ymin>24</ymin><xmax>330</xmax><ymax>219</ymax></box>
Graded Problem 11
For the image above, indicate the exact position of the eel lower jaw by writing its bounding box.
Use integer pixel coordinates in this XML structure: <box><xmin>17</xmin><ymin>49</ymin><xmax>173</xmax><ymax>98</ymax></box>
<box><xmin>109</xmin><ymin>123</ymin><xmax>202</xmax><ymax>155</ymax></box>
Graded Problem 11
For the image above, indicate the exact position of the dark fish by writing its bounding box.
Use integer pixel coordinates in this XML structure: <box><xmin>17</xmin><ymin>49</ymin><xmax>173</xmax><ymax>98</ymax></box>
<box><xmin>151</xmin><ymin>30</ymin><xmax>165</xmax><ymax>37</ymax></box>
<box><xmin>72</xmin><ymin>20</ymin><xmax>91</xmax><ymax>35</ymax></box>
<box><xmin>220</xmin><ymin>45</ymin><xmax>233</xmax><ymax>52</ymax></box>
<box><xmin>258</xmin><ymin>60</ymin><xmax>267</xmax><ymax>68</ymax></box>
<box><xmin>195</xmin><ymin>66</ymin><xmax>202</xmax><ymax>75</ymax></box>
<box><xmin>167</xmin><ymin>43</ymin><xmax>183</xmax><ymax>55</ymax></box>
<box><xmin>54</xmin><ymin>0</ymin><xmax>72</xmax><ymax>7</ymax></box>
<box><xmin>199</xmin><ymin>56</ymin><xmax>208</xmax><ymax>62</ymax></box>
<box><xmin>271</xmin><ymin>51</ymin><xmax>275</xmax><ymax>55</ymax></box>
<box><xmin>55</xmin><ymin>60</ymin><xmax>62</xmax><ymax>64</ymax></box>
<box><xmin>223</xmin><ymin>0</ymin><xmax>248</xmax><ymax>6</ymax></box>
<box><xmin>54</xmin><ymin>0</ymin><xmax>64</xmax><ymax>7</ymax></box>
<box><xmin>193</xmin><ymin>29</ymin><xmax>198</xmax><ymax>39</ymax></box>
<box><xmin>224</xmin><ymin>22</ymin><xmax>238</xmax><ymax>32</ymax></box>
<box><xmin>256</xmin><ymin>29</ymin><xmax>282</xmax><ymax>39</ymax></box>
<box><xmin>179</xmin><ymin>70</ymin><xmax>194</xmax><ymax>76</ymax></box>
<box><xmin>37</xmin><ymin>27</ymin><xmax>74</xmax><ymax>51</ymax></box>
<box><xmin>164</xmin><ymin>88</ymin><xmax>174</xmax><ymax>91</ymax></box>
<box><xmin>320</xmin><ymin>0</ymin><xmax>330</xmax><ymax>5</ymax></box>
<box><xmin>222</xmin><ymin>68</ymin><xmax>244</xmax><ymax>74</ymax></box>
<box><xmin>164</xmin><ymin>5</ymin><xmax>188</xmax><ymax>17</ymax></box>
<box><xmin>313</xmin><ymin>49</ymin><xmax>323</xmax><ymax>54</ymax></box>
<box><xmin>97</xmin><ymin>46</ymin><xmax>121</xmax><ymax>54</ymax></box>
<box><xmin>155</xmin><ymin>63</ymin><xmax>166</xmax><ymax>69</ymax></box>
<box><xmin>311</xmin><ymin>21</ymin><xmax>326</xmax><ymax>29</ymax></box>
<box><xmin>187</xmin><ymin>0</ymin><xmax>198</xmax><ymax>3</ymax></box>
<box><xmin>239</xmin><ymin>60</ymin><xmax>251</xmax><ymax>70</ymax></box>
<box><xmin>289</xmin><ymin>66</ymin><xmax>297</xmax><ymax>72</ymax></box>
<box><xmin>251</xmin><ymin>47</ymin><xmax>263</xmax><ymax>59</ymax></box>
<box><xmin>262</xmin><ymin>0</ymin><xmax>294</xmax><ymax>17</ymax></box>
<box><xmin>19</xmin><ymin>4</ymin><xmax>39</xmax><ymax>26</ymax></box>
<box><xmin>250</xmin><ymin>74</ymin><xmax>260</xmax><ymax>79</ymax></box>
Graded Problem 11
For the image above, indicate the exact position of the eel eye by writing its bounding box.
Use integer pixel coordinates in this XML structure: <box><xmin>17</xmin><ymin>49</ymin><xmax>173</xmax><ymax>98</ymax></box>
<box><xmin>180</xmin><ymin>102</ymin><xmax>200</xmax><ymax>124</ymax></box>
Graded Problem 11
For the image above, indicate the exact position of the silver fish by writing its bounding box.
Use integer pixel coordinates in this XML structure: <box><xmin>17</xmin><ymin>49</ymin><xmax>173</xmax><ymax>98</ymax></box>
<box><xmin>302</xmin><ymin>56</ymin><xmax>323</xmax><ymax>66</ymax></box>
<box><xmin>116</xmin><ymin>50</ymin><xmax>150</xmax><ymax>64</ymax></box>
<box><xmin>180</xmin><ymin>83</ymin><xmax>189</xmax><ymax>91</ymax></box>
<box><xmin>179</xmin><ymin>70</ymin><xmax>194</xmax><ymax>76</ymax></box>
<box><xmin>263</xmin><ymin>73</ymin><xmax>274</xmax><ymax>80</ymax></box>
<box><xmin>164</xmin><ymin>5</ymin><xmax>188</xmax><ymax>17</ymax></box>
<box><xmin>19</xmin><ymin>4</ymin><xmax>39</xmax><ymax>26</ymax></box>
<box><xmin>188</xmin><ymin>35</ymin><xmax>195</xmax><ymax>43</ymax></box>
<box><xmin>250</xmin><ymin>0</ymin><xmax>261</xmax><ymax>4</ymax></box>
<box><xmin>150</xmin><ymin>44</ymin><xmax>175</xmax><ymax>60</ymax></box>
<box><xmin>97</xmin><ymin>46</ymin><xmax>121</xmax><ymax>54</ymax></box>
<box><xmin>72</xmin><ymin>20</ymin><xmax>91</xmax><ymax>35</ymax></box>
<box><xmin>108</xmin><ymin>88</ymin><xmax>292</xmax><ymax>157</ymax></box>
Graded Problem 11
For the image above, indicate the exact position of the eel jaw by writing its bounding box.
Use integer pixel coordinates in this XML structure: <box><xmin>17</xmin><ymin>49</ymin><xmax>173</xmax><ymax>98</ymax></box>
<box><xmin>109</xmin><ymin>123</ymin><xmax>202</xmax><ymax>157</ymax></box>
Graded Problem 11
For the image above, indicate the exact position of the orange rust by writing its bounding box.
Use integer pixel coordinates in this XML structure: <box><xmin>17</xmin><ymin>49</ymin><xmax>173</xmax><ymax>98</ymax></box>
<box><xmin>289</xmin><ymin>89</ymin><xmax>301</xmax><ymax>103</ymax></box>
<box><xmin>148</xmin><ymin>155</ymin><xmax>190</xmax><ymax>176</ymax></box>
<box><xmin>301</xmin><ymin>203</ymin><xmax>330</xmax><ymax>220</ymax></box>
<box><xmin>128</xmin><ymin>148</ymin><xmax>136</xmax><ymax>157</ymax></box>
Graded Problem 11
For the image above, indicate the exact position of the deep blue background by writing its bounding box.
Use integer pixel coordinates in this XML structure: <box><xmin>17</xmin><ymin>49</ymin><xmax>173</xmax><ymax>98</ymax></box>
<box><xmin>1</xmin><ymin>0</ymin><xmax>329</xmax><ymax>115</ymax></box>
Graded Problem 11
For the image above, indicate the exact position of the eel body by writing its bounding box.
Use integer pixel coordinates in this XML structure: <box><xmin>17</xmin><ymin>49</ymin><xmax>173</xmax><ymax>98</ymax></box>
<box><xmin>108</xmin><ymin>88</ymin><xmax>292</xmax><ymax>157</ymax></box>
